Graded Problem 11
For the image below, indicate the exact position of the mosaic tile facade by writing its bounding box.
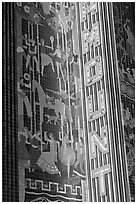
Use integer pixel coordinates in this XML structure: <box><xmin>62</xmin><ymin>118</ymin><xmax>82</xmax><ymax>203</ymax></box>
<box><xmin>16</xmin><ymin>2</ymin><xmax>85</xmax><ymax>202</ymax></box>
<box><xmin>3</xmin><ymin>2</ymin><xmax>134</xmax><ymax>202</ymax></box>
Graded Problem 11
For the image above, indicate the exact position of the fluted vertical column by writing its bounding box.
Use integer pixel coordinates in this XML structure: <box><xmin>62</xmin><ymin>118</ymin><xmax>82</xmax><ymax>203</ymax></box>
<box><xmin>2</xmin><ymin>2</ymin><xmax>18</xmax><ymax>202</ymax></box>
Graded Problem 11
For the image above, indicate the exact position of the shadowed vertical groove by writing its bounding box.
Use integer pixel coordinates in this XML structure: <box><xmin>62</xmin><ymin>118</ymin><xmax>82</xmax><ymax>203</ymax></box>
<box><xmin>2</xmin><ymin>2</ymin><xmax>18</xmax><ymax>201</ymax></box>
<box><xmin>76</xmin><ymin>3</ymin><xmax>92</xmax><ymax>202</ymax></box>
<box><xmin>98</xmin><ymin>2</ymin><xmax>131</xmax><ymax>201</ymax></box>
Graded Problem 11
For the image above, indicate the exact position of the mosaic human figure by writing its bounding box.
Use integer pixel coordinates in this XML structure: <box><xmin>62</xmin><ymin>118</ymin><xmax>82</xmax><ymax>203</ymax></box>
<box><xmin>56</xmin><ymin>4</ymin><xmax>71</xmax><ymax>33</ymax></box>
<box><xmin>49</xmin><ymin>44</ymin><xmax>68</xmax><ymax>81</ymax></box>
<box><xmin>24</xmin><ymin>34</ymin><xmax>40</xmax><ymax>73</ymax></box>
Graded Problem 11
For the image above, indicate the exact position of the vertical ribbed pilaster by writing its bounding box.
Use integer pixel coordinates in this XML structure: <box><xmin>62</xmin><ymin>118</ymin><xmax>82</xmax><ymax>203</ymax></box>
<box><xmin>2</xmin><ymin>2</ymin><xmax>18</xmax><ymax>201</ymax></box>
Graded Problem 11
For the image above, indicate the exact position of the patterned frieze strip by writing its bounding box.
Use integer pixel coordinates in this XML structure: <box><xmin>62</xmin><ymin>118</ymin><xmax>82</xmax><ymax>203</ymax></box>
<box><xmin>26</xmin><ymin>179</ymin><xmax>82</xmax><ymax>196</ymax></box>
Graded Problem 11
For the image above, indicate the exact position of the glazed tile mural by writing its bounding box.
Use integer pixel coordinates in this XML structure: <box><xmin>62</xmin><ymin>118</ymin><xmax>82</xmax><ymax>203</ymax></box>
<box><xmin>16</xmin><ymin>2</ymin><xmax>85</xmax><ymax>202</ymax></box>
<box><xmin>15</xmin><ymin>2</ymin><xmax>134</xmax><ymax>202</ymax></box>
